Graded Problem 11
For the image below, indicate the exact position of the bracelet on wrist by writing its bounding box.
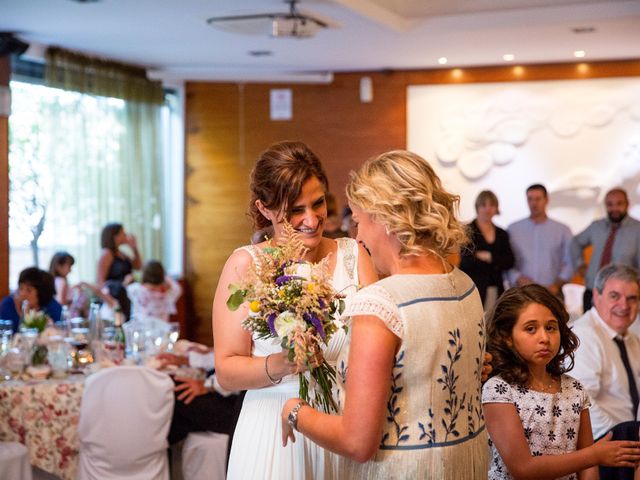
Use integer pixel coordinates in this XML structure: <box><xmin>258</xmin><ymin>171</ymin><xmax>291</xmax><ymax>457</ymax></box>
<box><xmin>265</xmin><ymin>354</ymin><xmax>282</xmax><ymax>385</ymax></box>
<box><xmin>287</xmin><ymin>400</ymin><xmax>308</xmax><ymax>431</ymax></box>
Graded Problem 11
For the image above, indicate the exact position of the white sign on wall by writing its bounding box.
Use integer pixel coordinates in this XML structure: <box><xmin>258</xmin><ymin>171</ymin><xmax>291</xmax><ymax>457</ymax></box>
<box><xmin>270</xmin><ymin>88</ymin><xmax>292</xmax><ymax>121</ymax></box>
<box><xmin>407</xmin><ymin>77</ymin><xmax>640</xmax><ymax>235</ymax></box>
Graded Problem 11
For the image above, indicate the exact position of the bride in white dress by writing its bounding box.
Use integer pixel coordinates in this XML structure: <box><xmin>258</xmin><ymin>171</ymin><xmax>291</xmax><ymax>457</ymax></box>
<box><xmin>213</xmin><ymin>141</ymin><xmax>378</xmax><ymax>480</ymax></box>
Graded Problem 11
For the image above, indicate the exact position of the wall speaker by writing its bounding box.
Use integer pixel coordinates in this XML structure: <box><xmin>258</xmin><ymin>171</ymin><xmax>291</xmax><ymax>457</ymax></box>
<box><xmin>359</xmin><ymin>76</ymin><xmax>373</xmax><ymax>103</ymax></box>
<box><xmin>0</xmin><ymin>33</ymin><xmax>29</xmax><ymax>57</ymax></box>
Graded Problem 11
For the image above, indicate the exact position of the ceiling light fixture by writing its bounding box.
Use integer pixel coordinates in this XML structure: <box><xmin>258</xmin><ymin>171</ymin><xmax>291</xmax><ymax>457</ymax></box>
<box><xmin>574</xmin><ymin>50</ymin><xmax>586</xmax><ymax>58</ymax></box>
<box><xmin>503</xmin><ymin>54</ymin><xmax>515</xmax><ymax>62</ymax></box>
<box><xmin>438</xmin><ymin>57</ymin><xmax>447</xmax><ymax>65</ymax></box>
<box><xmin>207</xmin><ymin>0</ymin><xmax>329</xmax><ymax>39</ymax></box>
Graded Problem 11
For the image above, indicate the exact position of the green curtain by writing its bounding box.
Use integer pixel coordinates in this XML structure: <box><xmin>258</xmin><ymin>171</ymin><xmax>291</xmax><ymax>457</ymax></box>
<box><xmin>36</xmin><ymin>47</ymin><xmax>165</xmax><ymax>283</ymax></box>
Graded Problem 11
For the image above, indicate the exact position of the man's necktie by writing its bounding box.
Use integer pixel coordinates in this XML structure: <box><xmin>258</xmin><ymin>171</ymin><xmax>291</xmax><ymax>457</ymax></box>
<box><xmin>613</xmin><ymin>336</ymin><xmax>639</xmax><ymax>419</ymax></box>
<box><xmin>599</xmin><ymin>223</ymin><xmax>620</xmax><ymax>268</ymax></box>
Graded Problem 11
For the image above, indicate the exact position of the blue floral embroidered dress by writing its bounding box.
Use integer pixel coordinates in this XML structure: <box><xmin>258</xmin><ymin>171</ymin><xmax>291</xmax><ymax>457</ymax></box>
<box><xmin>336</xmin><ymin>268</ymin><xmax>488</xmax><ymax>479</ymax></box>
<box><xmin>482</xmin><ymin>375</ymin><xmax>591</xmax><ymax>480</ymax></box>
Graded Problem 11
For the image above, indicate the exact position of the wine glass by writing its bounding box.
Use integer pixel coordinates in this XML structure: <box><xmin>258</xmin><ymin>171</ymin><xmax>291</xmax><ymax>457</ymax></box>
<box><xmin>69</xmin><ymin>327</ymin><xmax>93</xmax><ymax>369</ymax></box>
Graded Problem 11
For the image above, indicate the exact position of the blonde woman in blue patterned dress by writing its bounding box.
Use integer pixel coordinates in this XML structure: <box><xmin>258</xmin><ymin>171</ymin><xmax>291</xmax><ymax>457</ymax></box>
<box><xmin>281</xmin><ymin>150</ymin><xmax>489</xmax><ymax>478</ymax></box>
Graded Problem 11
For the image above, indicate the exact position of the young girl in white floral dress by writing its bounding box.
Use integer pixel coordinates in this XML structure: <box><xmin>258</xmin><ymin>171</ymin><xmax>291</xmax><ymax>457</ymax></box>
<box><xmin>482</xmin><ymin>284</ymin><xmax>640</xmax><ymax>480</ymax></box>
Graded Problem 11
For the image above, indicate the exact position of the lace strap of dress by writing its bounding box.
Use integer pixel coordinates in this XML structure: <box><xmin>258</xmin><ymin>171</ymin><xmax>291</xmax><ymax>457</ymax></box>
<box><xmin>235</xmin><ymin>245</ymin><xmax>260</xmax><ymax>263</ymax></box>
<box><xmin>343</xmin><ymin>284</ymin><xmax>403</xmax><ymax>338</ymax></box>
<box><xmin>335</xmin><ymin>237</ymin><xmax>358</xmax><ymax>283</ymax></box>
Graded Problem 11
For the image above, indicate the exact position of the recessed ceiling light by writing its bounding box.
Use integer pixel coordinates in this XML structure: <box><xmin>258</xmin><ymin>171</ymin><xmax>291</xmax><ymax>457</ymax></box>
<box><xmin>574</xmin><ymin>50</ymin><xmax>586</xmax><ymax>58</ymax></box>
<box><xmin>248</xmin><ymin>50</ymin><xmax>273</xmax><ymax>57</ymax></box>
<box><xmin>571</xmin><ymin>26</ymin><xmax>596</xmax><ymax>34</ymax></box>
<box><xmin>438</xmin><ymin>57</ymin><xmax>447</xmax><ymax>65</ymax></box>
<box><xmin>503</xmin><ymin>54</ymin><xmax>515</xmax><ymax>62</ymax></box>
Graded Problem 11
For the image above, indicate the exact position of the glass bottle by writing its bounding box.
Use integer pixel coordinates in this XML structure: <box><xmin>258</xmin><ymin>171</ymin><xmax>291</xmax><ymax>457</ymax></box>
<box><xmin>112</xmin><ymin>307</ymin><xmax>126</xmax><ymax>364</ymax></box>
<box><xmin>60</xmin><ymin>305</ymin><xmax>70</xmax><ymax>337</ymax></box>
<box><xmin>20</xmin><ymin>299</ymin><xmax>29</xmax><ymax>330</ymax></box>
<box><xmin>88</xmin><ymin>302</ymin><xmax>102</xmax><ymax>342</ymax></box>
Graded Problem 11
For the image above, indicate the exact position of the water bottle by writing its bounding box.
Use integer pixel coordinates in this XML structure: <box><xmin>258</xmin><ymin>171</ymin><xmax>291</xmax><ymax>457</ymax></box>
<box><xmin>112</xmin><ymin>307</ymin><xmax>126</xmax><ymax>364</ymax></box>
<box><xmin>60</xmin><ymin>305</ymin><xmax>71</xmax><ymax>337</ymax></box>
<box><xmin>88</xmin><ymin>302</ymin><xmax>102</xmax><ymax>342</ymax></box>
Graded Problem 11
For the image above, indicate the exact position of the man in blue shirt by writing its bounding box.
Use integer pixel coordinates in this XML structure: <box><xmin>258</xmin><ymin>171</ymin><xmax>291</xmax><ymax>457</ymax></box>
<box><xmin>571</xmin><ymin>188</ymin><xmax>640</xmax><ymax>312</ymax></box>
<box><xmin>508</xmin><ymin>184</ymin><xmax>573</xmax><ymax>295</ymax></box>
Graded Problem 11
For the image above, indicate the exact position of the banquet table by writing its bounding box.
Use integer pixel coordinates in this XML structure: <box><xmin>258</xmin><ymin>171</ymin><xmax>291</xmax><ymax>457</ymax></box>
<box><xmin>0</xmin><ymin>375</ymin><xmax>85</xmax><ymax>480</ymax></box>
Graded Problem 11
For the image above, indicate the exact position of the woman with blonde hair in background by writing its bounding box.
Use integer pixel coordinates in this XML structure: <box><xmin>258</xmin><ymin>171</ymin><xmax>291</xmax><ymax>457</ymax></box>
<box><xmin>281</xmin><ymin>150</ymin><xmax>488</xmax><ymax>478</ymax></box>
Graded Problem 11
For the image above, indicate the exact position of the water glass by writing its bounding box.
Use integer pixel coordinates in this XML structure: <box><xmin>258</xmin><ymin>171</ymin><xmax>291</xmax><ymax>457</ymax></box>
<box><xmin>5</xmin><ymin>347</ymin><xmax>25</xmax><ymax>379</ymax></box>
<box><xmin>18</xmin><ymin>328</ymin><xmax>39</xmax><ymax>366</ymax></box>
<box><xmin>163</xmin><ymin>322</ymin><xmax>180</xmax><ymax>352</ymax></box>
<box><xmin>0</xmin><ymin>324</ymin><xmax>12</xmax><ymax>380</ymax></box>
<box><xmin>47</xmin><ymin>336</ymin><xmax>70</xmax><ymax>378</ymax></box>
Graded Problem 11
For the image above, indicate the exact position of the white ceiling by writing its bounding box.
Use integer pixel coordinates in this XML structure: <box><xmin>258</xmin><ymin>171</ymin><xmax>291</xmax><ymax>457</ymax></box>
<box><xmin>0</xmin><ymin>0</ymin><xmax>639</xmax><ymax>84</ymax></box>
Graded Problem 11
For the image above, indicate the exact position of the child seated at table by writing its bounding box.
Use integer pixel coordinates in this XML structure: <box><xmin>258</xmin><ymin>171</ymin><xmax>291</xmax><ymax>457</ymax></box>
<box><xmin>126</xmin><ymin>260</ymin><xmax>182</xmax><ymax>322</ymax></box>
<box><xmin>49</xmin><ymin>251</ymin><xmax>116</xmax><ymax>318</ymax></box>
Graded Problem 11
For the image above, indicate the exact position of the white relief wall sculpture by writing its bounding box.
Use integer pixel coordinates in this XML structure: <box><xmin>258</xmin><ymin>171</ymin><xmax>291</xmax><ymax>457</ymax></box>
<box><xmin>408</xmin><ymin>78</ymin><xmax>640</xmax><ymax>235</ymax></box>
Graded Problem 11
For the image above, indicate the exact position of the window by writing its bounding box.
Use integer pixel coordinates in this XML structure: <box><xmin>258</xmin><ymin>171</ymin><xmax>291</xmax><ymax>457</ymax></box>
<box><xmin>8</xmin><ymin>79</ymin><xmax>182</xmax><ymax>289</ymax></box>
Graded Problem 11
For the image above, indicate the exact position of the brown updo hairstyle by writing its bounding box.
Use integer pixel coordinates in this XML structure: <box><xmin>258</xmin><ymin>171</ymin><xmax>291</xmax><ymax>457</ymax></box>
<box><xmin>346</xmin><ymin>150</ymin><xmax>468</xmax><ymax>258</ymax></box>
<box><xmin>248</xmin><ymin>141</ymin><xmax>329</xmax><ymax>230</ymax></box>
<box><xmin>486</xmin><ymin>284</ymin><xmax>579</xmax><ymax>386</ymax></box>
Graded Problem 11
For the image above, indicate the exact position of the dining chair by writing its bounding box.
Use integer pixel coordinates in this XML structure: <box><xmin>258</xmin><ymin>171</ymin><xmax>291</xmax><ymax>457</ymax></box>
<box><xmin>77</xmin><ymin>366</ymin><xmax>174</xmax><ymax>480</ymax></box>
<box><xmin>0</xmin><ymin>441</ymin><xmax>32</xmax><ymax>480</ymax></box>
<box><xmin>562</xmin><ymin>282</ymin><xmax>586</xmax><ymax>323</ymax></box>
<box><xmin>181</xmin><ymin>431</ymin><xmax>228</xmax><ymax>480</ymax></box>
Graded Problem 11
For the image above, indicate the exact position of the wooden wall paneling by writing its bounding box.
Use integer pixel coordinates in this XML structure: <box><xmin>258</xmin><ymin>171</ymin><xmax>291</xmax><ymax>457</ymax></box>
<box><xmin>184</xmin><ymin>83</ymin><xmax>254</xmax><ymax>344</ymax></box>
<box><xmin>0</xmin><ymin>56</ymin><xmax>10</xmax><ymax>297</ymax></box>
<box><xmin>184</xmin><ymin>59</ymin><xmax>640</xmax><ymax>344</ymax></box>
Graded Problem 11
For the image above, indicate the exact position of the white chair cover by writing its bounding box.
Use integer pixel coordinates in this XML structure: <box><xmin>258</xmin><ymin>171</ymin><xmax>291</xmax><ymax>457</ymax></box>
<box><xmin>182</xmin><ymin>432</ymin><xmax>228</xmax><ymax>480</ymax></box>
<box><xmin>0</xmin><ymin>442</ymin><xmax>32</xmax><ymax>480</ymax></box>
<box><xmin>77</xmin><ymin>366</ymin><xmax>174</xmax><ymax>480</ymax></box>
<box><xmin>562</xmin><ymin>283</ymin><xmax>586</xmax><ymax>323</ymax></box>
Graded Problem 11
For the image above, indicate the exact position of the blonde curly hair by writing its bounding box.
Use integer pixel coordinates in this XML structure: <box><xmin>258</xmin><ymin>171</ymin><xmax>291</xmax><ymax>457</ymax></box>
<box><xmin>346</xmin><ymin>150</ymin><xmax>468</xmax><ymax>258</ymax></box>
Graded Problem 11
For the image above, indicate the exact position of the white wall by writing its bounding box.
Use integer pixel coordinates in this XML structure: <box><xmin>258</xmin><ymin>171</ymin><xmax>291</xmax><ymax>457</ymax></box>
<box><xmin>407</xmin><ymin>77</ymin><xmax>640</xmax><ymax>235</ymax></box>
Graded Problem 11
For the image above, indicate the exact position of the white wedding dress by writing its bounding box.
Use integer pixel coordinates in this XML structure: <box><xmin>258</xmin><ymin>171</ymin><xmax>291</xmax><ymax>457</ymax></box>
<box><xmin>226</xmin><ymin>237</ymin><xmax>360</xmax><ymax>480</ymax></box>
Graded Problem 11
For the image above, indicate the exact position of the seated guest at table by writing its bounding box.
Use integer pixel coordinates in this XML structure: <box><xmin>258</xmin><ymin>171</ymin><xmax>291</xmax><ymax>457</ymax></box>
<box><xmin>460</xmin><ymin>190</ymin><xmax>514</xmax><ymax>310</ymax></box>
<box><xmin>570</xmin><ymin>264</ymin><xmax>640</xmax><ymax>480</ymax></box>
<box><xmin>49</xmin><ymin>251</ymin><xmax>116</xmax><ymax>317</ymax></box>
<box><xmin>157</xmin><ymin>349</ymin><xmax>245</xmax><ymax>452</ymax></box>
<box><xmin>0</xmin><ymin>266</ymin><xmax>62</xmax><ymax>332</ymax></box>
<box><xmin>126</xmin><ymin>260</ymin><xmax>182</xmax><ymax>322</ymax></box>
<box><xmin>97</xmin><ymin>222</ymin><xmax>142</xmax><ymax>320</ymax></box>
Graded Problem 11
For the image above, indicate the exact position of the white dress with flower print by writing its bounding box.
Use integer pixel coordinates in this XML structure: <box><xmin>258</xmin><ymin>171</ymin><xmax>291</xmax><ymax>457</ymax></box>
<box><xmin>336</xmin><ymin>269</ymin><xmax>489</xmax><ymax>479</ymax></box>
<box><xmin>482</xmin><ymin>374</ymin><xmax>591</xmax><ymax>480</ymax></box>
<box><xmin>226</xmin><ymin>237</ymin><xmax>360</xmax><ymax>480</ymax></box>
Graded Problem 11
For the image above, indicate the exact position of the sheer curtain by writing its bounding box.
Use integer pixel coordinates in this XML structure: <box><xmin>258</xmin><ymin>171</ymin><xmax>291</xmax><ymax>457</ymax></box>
<box><xmin>37</xmin><ymin>48</ymin><xmax>165</xmax><ymax>283</ymax></box>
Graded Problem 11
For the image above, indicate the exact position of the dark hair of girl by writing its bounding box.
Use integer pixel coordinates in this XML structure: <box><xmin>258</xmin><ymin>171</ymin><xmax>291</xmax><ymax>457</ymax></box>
<box><xmin>142</xmin><ymin>260</ymin><xmax>165</xmax><ymax>285</ymax></box>
<box><xmin>101</xmin><ymin>222</ymin><xmax>123</xmax><ymax>253</ymax></box>
<box><xmin>486</xmin><ymin>284</ymin><xmax>579</xmax><ymax>386</ymax></box>
<box><xmin>49</xmin><ymin>251</ymin><xmax>75</xmax><ymax>277</ymax></box>
<box><xmin>248</xmin><ymin>141</ymin><xmax>329</xmax><ymax>230</ymax></box>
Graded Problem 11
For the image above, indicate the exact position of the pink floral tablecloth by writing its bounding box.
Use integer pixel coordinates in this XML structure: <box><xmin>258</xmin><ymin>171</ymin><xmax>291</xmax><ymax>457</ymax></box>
<box><xmin>0</xmin><ymin>375</ymin><xmax>85</xmax><ymax>480</ymax></box>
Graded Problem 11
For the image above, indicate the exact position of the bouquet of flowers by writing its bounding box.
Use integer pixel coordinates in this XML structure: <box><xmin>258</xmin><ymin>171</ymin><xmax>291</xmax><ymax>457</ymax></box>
<box><xmin>21</xmin><ymin>309</ymin><xmax>51</xmax><ymax>333</ymax></box>
<box><xmin>227</xmin><ymin>223</ymin><xmax>345</xmax><ymax>413</ymax></box>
